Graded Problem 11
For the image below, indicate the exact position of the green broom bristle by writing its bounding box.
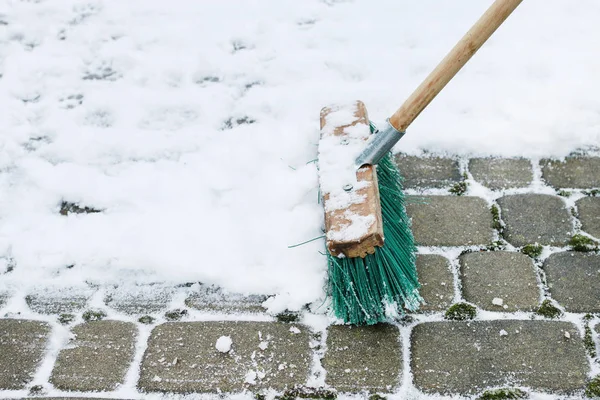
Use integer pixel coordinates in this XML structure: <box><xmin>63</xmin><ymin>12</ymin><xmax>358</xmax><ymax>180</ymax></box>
<box><xmin>327</xmin><ymin>152</ymin><xmax>422</xmax><ymax>325</ymax></box>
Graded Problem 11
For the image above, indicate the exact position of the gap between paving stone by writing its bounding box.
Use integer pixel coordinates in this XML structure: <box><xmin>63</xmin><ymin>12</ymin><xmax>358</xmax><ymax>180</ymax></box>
<box><xmin>0</xmin><ymin>319</ymin><xmax>51</xmax><ymax>390</ymax></box>
<box><xmin>50</xmin><ymin>320</ymin><xmax>138</xmax><ymax>391</ymax></box>
<box><xmin>460</xmin><ymin>251</ymin><xmax>540</xmax><ymax>312</ymax></box>
<box><xmin>138</xmin><ymin>321</ymin><xmax>310</xmax><ymax>393</ymax></box>
<box><xmin>406</xmin><ymin>196</ymin><xmax>493</xmax><ymax>246</ymax></box>
<box><xmin>497</xmin><ymin>194</ymin><xmax>572</xmax><ymax>247</ymax></box>
<box><xmin>543</xmin><ymin>252</ymin><xmax>600</xmax><ymax>313</ymax></box>
<box><xmin>411</xmin><ymin>320</ymin><xmax>588</xmax><ymax>395</ymax></box>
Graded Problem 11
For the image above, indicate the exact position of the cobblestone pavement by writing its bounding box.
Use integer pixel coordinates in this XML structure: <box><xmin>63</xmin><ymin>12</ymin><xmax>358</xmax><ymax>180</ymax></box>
<box><xmin>1</xmin><ymin>156</ymin><xmax>599</xmax><ymax>399</ymax></box>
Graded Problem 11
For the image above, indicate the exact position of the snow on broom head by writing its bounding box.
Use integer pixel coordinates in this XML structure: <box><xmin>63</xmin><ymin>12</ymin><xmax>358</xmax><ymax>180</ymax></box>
<box><xmin>327</xmin><ymin>152</ymin><xmax>421</xmax><ymax>325</ymax></box>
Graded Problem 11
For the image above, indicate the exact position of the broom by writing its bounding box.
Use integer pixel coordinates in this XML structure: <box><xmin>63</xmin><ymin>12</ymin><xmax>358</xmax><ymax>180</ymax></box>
<box><xmin>319</xmin><ymin>0</ymin><xmax>522</xmax><ymax>325</ymax></box>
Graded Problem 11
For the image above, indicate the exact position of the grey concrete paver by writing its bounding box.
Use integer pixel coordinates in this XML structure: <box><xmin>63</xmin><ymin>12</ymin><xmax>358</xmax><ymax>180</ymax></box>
<box><xmin>406</xmin><ymin>196</ymin><xmax>493</xmax><ymax>246</ymax></box>
<box><xmin>576</xmin><ymin>197</ymin><xmax>600</xmax><ymax>238</ymax></box>
<box><xmin>0</xmin><ymin>319</ymin><xmax>51</xmax><ymax>389</ymax></box>
<box><xmin>322</xmin><ymin>324</ymin><xmax>401</xmax><ymax>393</ymax></box>
<box><xmin>25</xmin><ymin>286</ymin><xmax>95</xmax><ymax>314</ymax></box>
<box><xmin>185</xmin><ymin>284</ymin><xmax>268</xmax><ymax>313</ymax></box>
<box><xmin>543</xmin><ymin>252</ymin><xmax>600</xmax><ymax>313</ymax></box>
<box><xmin>415</xmin><ymin>255</ymin><xmax>454</xmax><ymax>312</ymax></box>
<box><xmin>541</xmin><ymin>157</ymin><xmax>600</xmax><ymax>189</ymax></box>
<box><xmin>497</xmin><ymin>194</ymin><xmax>572</xmax><ymax>246</ymax></box>
<box><xmin>469</xmin><ymin>158</ymin><xmax>533</xmax><ymax>190</ymax></box>
<box><xmin>395</xmin><ymin>155</ymin><xmax>461</xmax><ymax>189</ymax></box>
<box><xmin>139</xmin><ymin>321</ymin><xmax>310</xmax><ymax>393</ymax></box>
<box><xmin>50</xmin><ymin>321</ymin><xmax>137</xmax><ymax>391</ymax></box>
<box><xmin>460</xmin><ymin>251</ymin><xmax>540</xmax><ymax>312</ymax></box>
<box><xmin>105</xmin><ymin>285</ymin><xmax>174</xmax><ymax>314</ymax></box>
<box><xmin>411</xmin><ymin>320</ymin><xmax>588</xmax><ymax>395</ymax></box>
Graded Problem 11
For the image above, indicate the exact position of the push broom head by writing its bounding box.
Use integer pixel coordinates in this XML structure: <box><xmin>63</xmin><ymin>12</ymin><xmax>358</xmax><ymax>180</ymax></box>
<box><xmin>319</xmin><ymin>101</ymin><xmax>421</xmax><ymax>325</ymax></box>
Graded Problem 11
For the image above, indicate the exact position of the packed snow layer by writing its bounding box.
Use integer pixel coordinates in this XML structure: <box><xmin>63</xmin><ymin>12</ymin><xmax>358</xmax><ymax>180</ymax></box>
<box><xmin>0</xmin><ymin>0</ymin><xmax>599</xmax><ymax>311</ymax></box>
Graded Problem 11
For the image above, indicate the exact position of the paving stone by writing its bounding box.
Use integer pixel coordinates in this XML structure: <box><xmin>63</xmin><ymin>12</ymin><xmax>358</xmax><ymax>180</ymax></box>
<box><xmin>577</xmin><ymin>197</ymin><xmax>600</xmax><ymax>238</ymax></box>
<box><xmin>541</xmin><ymin>157</ymin><xmax>600</xmax><ymax>189</ymax></box>
<box><xmin>459</xmin><ymin>251</ymin><xmax>540</xmax><ymax>312</ymax></box>
<box><xmin>543</xmin><ymin>252</ymin><xmax>600</xmax><ymax>313</ymax></box>
<box><xmin>185</xmin><ymin>284</ymin><xmax>268</xmax><ymax>313</ymax></box>
<box><xmin>469</xmin><ymin>158</ymin><xmax>533</xmax><ymax>190</ymax></box>
<box><xmin>411</xmin><ymin>320</ymin><xmax>588</xmax><ymax>395</ymax></box>
<box><xmin>139</xmin><ymin>321</ymin><xmax>310</xmax><ymax>393</ymax></box>
<box><xmin>415</xmin><ymin>255</ymin><xmax>454</xmax><ymax>312</ymax></box>
<box><xmin>322</xmin><ymin>324</ymin><xmax>401</xmax><ymax>392</ymax></box>
<box><xmin>105</xmin><ymin>285</ymin><xmax>174</xmax><ymax>314</ymax></box>
<box><xmin>26</xmin><ymin>286</ymin><xmax>95</xmax><ymax>314</ymax></box>
<box><xmin>50</xmin><ymin>321</ymin><xmax>137</xmax><ymax>391</ymax></box>
<box><xmin>395</xmin><ymin>154</ymin><xmax>461</xmax><ymax>189</ymax></box>
<box><xmin>497</xmin><ymin>194</ymin><xmax>572</xmax><ymax>247</ymax></box>
<box><xmin>406</xmin><ymin>196</ymin><xmax>493</xmax><ymax>246</ymax></box>
<box><xmin>0</xmin><ymin>319</ymin><xmax>51</xmax><ymax>389</ymax></box>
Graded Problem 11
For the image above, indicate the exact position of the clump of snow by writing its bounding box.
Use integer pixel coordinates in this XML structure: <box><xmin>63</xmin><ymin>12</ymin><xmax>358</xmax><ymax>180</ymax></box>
<box><xmin>258</xmin><ymin>341</ymin><xmax>269</xmax><ymax>350</ymax></box>
<box><xmin>289</xmin><ymin>326</ymin><xmax>301</xmax><ymax>334</ymax></box>
<box><xmin>244</xmin><ymin>369</ymin><xmax>257</xmax><ymax>385</ymax></box>
<box><xmin>215</xmin><ymin>336</ymin><xmax>233</xmax><ymax>353</ymax></box>
<box><xmin>564</xmin><ymin>331</ymin><xmax>571</xmax><ymax>339</ymax></box>
<box><xmin>492</xmin><ymin>298</ymin><xmax>504</xmax><ymax>306</ymax></box>
<box><xmin>499</xmin><ymin>329</ymin><xmax>508</xmax><ymax>336</ymax></box>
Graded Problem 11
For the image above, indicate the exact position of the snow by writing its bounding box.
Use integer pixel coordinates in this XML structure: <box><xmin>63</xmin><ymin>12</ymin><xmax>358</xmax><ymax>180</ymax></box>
<box><xmin>244</xmin><ymin>369</ymin><xmax>257</xmax><ymax>385</ymax></box>
<box><xmin>492</xmin><ymin>298</ymin><xmax>504</xmax><ymax>306</ymax></box>
<box><xmin>499</xmin><ymin>329</ymin><xmax>508</xmax><ymax>336</ymax></box>
<box><xmin>215</xmin><ymin>335</ymin><xmax>233</xmax><ymax>353</ymax></box>
<box><xmin>0</xmin><ymin>0</ymin><xmax>599</xmax><ymax>326</ymax></box>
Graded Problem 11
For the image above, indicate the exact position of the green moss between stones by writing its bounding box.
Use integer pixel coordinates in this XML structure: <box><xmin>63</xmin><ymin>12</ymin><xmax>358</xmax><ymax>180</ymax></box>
<box><xmin>445</xmin><ymin>303</ymin><xmax>476</xmax><ymax>321</ymax></box>
<box><xmin>138</xmin><ymin>315</ymin><xmax>155</xmax><ymax>324</ymax></box>
<box><xmin>275</xmin><ymin>387</ymin><xmax>337</xmax><ymax>400</ymax></box>
<box><xmin>164</xmin><ymin>308</ymin><xmax>188</xmax><ymax>321</ymax></box>
<box><xmin>521</xmin><ymin>244</ymin><xmax>543</xmax><ymax>259</ymax></box>
<box><xmin>478</xmin><ymin>388</ymin><xmax>528</xmax><ymax>400</ymax></box>
<box><xmin>535</xmin><ymin>300</ymin><xmax>562</xmax><ymax>319</ymax></box>
<box><xmin>58</xmin><ymin>313</ymin><xmax>75</xmax><ymax>325</ymax></box>
<box><xmin>490</xmin><ymin>205</ymin><xmax>502</xmax><ymax>231</ymax></box>
<box><xmin>82</xmin><ymin>309</ymin><xmax>106</xmax><ymax>322</ymax></box>
<box><xmin>449</xmin><ymin>181</ymin><xmax>468</xmax><ymax>196</ymax></box>
<box><xmin>487</xmin><ymin>241</ymin><xmax>505</xmax><ymax>251</ymax></box>
<box><xmin>557</xmin><ymin>190</ymin><xmax>572</xmax><ymax>197</ymax></box>
<box><xmin>28</xmin><ymin>384</ymin><xmax>45</xmax><ymax>395</ymax></box>
<box><xmin>568</xmin><ymin>234</ymin><xmax>599</xmax><ymax>252</ymax></box>
<box><xmin>586</xmin><ymin>375</ymin><xmax>600</xmax><ymax>398</ymax></box>
<box><xmin>584</xmin><ymin>324</ymin><xmax>597</xmax><ymax>358</ymax></box>
<box><xmin>584</xmin><ymin>189</ymin><xmax>600</xmax><ymax>197</ymax></box>
<box><xmin>368</xmin><ymin>395</ymin><xmax>387</xmax><ymax>400</ymax></box>
<box><xmin>59</xmin><ymin>201</ymin><xmax>102</xmax><ymax>216</ymax></box>
<box><xmin>276</xmin><ymin>310</ymin><xmax>299</xmax><ymax>323</ymax></box>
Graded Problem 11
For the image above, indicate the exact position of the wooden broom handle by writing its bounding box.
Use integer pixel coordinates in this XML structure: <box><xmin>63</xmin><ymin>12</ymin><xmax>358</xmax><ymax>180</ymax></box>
<box><xmin>389</xmin><ymin>0</ymin><xmax>523</xmax><ymax>132</ymax></box>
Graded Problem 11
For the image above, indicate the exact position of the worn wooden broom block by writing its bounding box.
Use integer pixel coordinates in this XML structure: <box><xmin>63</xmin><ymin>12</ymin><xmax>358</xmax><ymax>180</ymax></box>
<box><xmin>319</xmin><ymin>101</ymin><xmax>384</xmax><ymax>258</ymax></box>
